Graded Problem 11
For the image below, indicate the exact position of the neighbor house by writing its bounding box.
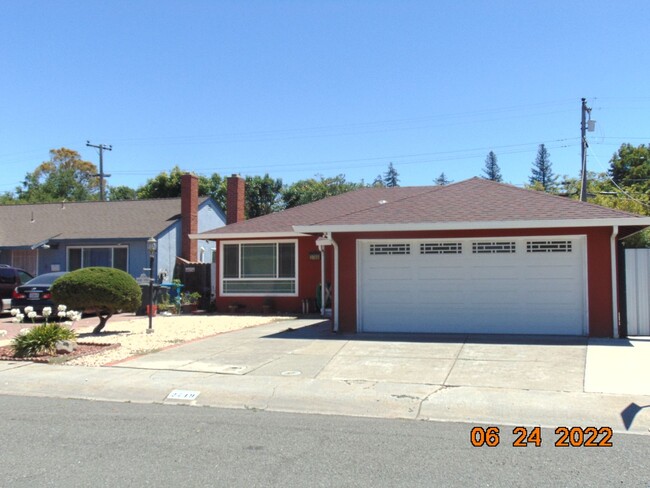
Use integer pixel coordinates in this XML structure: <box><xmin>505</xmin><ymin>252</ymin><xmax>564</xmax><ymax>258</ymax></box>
<box><xmin>0</xmin><ymin>174</ymin><xmax>224</xmax><ymax>281</ymax></box>
<box><xmin>195</xmin><ymin>176</ymin><xmax>650</xmax><ymax>338</ymax></box>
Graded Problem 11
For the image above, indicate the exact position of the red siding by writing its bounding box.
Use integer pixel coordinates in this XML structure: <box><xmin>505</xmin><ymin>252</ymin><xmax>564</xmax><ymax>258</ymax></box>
<box><xmin>214</xmin><ymin>236</ymin><xmax>327</xmax><ymax>314</ymax></box>
<box><xmin>212</xmin><ymin>227</ymin><xmax>619</xmax><ymax>337</ymax></box>
<box><xmin>585</xmin><ymin>227</ymin><xmax>615</xmax><ymax>337</ymax></box>
<box><xmin>333</xmin><ymin>227</ymin><xmax>616</xmax><ymax>337</ymax></box>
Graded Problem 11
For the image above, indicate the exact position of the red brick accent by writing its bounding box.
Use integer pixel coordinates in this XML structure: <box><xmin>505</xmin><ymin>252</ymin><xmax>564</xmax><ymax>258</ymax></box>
<box><xmin>181</xmin><ymin>173</ymin><xmax>198</xmax><ymax>261</ymax></box>
<box><xmin>226</xmin><ymin>174</ymin><xmax>245</xmax><ymax>224</ymax></box>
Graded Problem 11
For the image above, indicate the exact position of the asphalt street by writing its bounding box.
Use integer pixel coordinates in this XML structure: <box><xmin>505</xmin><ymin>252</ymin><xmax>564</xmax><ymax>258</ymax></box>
<box><xmin>1</xmin><ymin>395</ymin><xmax>648</xmax><ymax>488</ymax></box>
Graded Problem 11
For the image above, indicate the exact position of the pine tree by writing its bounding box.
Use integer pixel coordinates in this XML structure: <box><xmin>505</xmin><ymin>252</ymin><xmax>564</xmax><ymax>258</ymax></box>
<box><xmin>482</xmin><ymin>151</ymin><xmax>502</xmax><ymax>182</ymax></box>
<box><xmin>383</xmin><ymin>162</ymin><xmax>399</xmax><ymax>187</ymax></box>
<box><xmin>435</xmin><ymin>172</ymin><xmax>452</xmax><ymax>186</ymax></box>
<box><xmin>529</xmin><ymin>144</ymin><xmax>558</xmax><ymax>192</ymax></box>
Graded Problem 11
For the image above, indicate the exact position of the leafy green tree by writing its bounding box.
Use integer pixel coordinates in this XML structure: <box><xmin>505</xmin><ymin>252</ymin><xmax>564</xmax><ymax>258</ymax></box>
<box><xmin>107</xmin><ymin>185</ymin><xmax>138</xmax><ymax>201</ymax></box>
<box><xmin>136</xmin><ymin>166</ymin><xmax>226</xmax><ymax>207</ymax></box>
<box><xmin>434</xmin><ymin>172</ymin><xmax>452</xmax><ymax>186</ymax></box>
<box><xmin>383</xmin><ymin>162</ymin><xmax>399</xmax><ymax>187</ymax></box>
<box><xmin>281</xmin><ymin>174</ymin><xmax>361</xmax><ymax>209</ymax></box>
<box><xmin>557</xmin><ymin>170</ymin><xmax>650</xmax><ymax>247</ymax></box>
<box><xmin>136</xmin><ymin>167</ymin><xmax>285</xmax><ymax>217</ymax></box>
<box><xmin>16</xmin><ymin>148</ymin><xmax>99</xmax><ymax>202</ymax></box>
<box><xmin>51</xmin><ymin>267</ymin><xmax>141</xmax><ymax>334</ymax></box>
<box><xmin>529</xmin><ymin>144</ymin><xmax>558</xmax><ymax>192</ymax></box>
<box><xmin>482</xmin><ymin>151</ymin><xmax>503</xmax><ymax>182</ymax></box>
<box><xmin>244</xmin><ymin>174</ymin><xmax>283</xmax><ymax>218</ymax></box>
<box><xmin>203</xmin><ymin>173</ymin><xmax>227</xmax><ymax>210</ymax></box>
<box><xmin>136</xmin><ymin>166</ymin><xmax>189</xmax><ymax>199</ymax></box>
<box><xmin>608</xmin><ymin>143</ymin><xmax>650</xmax><ymax>188</ymax></box>
<box><xmin>0</xmin><ymin>192</ymin><xmax>16</xmax><ymax>204</ymax></box>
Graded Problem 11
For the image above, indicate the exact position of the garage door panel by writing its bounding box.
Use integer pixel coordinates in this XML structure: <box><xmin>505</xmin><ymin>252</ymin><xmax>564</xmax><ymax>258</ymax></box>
<box><xmin>359</xmin><ymin>237</ymin><xmax>586</xmax><ymax>335</ymax></box>
<box><xmin>364</xmin><ymin>267</ymin><xmax>412</xmax><ymax>281</ymax></box>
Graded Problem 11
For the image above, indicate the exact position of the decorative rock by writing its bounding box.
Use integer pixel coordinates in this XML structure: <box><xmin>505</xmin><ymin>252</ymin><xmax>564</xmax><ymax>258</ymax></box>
<box><xmin>55</xmin><ymin>340</ymin><xmax>77</xmax><ymax>354</ymax></box>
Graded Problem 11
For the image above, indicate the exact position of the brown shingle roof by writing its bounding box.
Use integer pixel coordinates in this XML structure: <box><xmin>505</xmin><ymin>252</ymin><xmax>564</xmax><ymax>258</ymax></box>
<box><xmin>0</xmin><ymin>197</ymin><xmax>209</xmax><ymax>248</ymax></box>
<box><xmin>200</xmin><ymin>178</ymin><xmax>649</xmax><ymax>237</ymax></box>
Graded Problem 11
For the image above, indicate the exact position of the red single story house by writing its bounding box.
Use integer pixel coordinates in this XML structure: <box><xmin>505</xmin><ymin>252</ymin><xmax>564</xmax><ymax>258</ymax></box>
<box><xmin>194</xmin><ymin>175</ymin><xmax>650</xmax><ymax>338</ymax></box>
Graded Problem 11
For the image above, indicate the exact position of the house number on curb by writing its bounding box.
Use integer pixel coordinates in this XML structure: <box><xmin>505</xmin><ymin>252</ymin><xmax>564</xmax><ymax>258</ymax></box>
<box><xmin>167</xmin><ymin>389</ymin><xmax>200</xmax><ymax>400</ymax></box>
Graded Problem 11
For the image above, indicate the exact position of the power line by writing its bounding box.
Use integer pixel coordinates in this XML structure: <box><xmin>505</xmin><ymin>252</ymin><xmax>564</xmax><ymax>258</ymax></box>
<box><xmin>109</xmin><ymin>138</ymin><xmax>579</xmax><ymax>177</ymax></box>
<box><xmin>587</xmin><ymin>146</ymin><xmax>650</xmax><ymax>211</ymax></box>
<box><xmin>86</xmin><ymin>141</ymin><xmax>112</xmax><ymax>201</ymax></box>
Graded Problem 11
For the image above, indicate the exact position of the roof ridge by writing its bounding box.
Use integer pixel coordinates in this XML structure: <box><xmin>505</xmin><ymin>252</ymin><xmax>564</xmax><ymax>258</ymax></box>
<box><xmin>308</xmin><ymin>185</ymin><xmax>438</xmax><ymax>225</ymax></box>
<box><xmin>0</xmin><ymin>195</ymin><xmax>215</xmax><ymax>209</ymax></box>
<box><xmin>475</xmin><ymin>177</ymin><xmax>645</xmax><ymax>218</ymax></box>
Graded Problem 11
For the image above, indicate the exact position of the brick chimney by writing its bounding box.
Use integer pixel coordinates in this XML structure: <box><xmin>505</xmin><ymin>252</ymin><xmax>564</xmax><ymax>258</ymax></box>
<box><xmin>181</xmin><ymin>173</ymin><xmax>198</xmax><ymax>262</ymax></box>
<box><xmin>226</xmin><ymin>174</ymin><xmax>245</xmax><ymax>224</ymax></box>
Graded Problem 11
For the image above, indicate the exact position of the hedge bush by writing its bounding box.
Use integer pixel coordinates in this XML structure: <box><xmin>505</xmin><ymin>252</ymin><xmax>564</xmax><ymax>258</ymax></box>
<box><xmin>51</xmin><ymin>267</ymin><xmax>141</xmax><ymax>333</ymax></box>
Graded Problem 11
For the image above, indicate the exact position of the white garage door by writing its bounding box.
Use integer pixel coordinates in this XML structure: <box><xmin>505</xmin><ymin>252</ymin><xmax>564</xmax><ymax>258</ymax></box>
<box><xmin>358</xmin><ymin>237</ymin><xmax>587</xmax><ymax>335</ymax></box>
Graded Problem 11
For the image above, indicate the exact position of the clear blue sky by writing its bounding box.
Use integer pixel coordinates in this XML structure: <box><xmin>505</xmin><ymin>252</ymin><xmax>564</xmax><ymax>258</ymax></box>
<box><xmin>1</xmin><ymin>0</ymin><xmax>649</xmax><ymax>194</ymax></box>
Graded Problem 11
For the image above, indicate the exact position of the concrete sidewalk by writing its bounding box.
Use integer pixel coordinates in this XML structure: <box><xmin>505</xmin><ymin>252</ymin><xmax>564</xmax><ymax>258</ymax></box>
<box><xmin>0</xmin><ymin>319</ymin><xmax>649</xmax><ymax>435</ymax></box>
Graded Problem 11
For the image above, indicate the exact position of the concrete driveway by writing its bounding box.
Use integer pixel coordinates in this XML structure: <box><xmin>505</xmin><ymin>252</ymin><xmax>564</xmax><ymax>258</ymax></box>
<box><xmin>2</xmin><ymin>318</ymin><xmax>650</xmax><ymax>433</ymax></box>
<box><xmin>109</xmin><ymin>318</ymin><xmax>648</xmax><ymax>396</ymax></box>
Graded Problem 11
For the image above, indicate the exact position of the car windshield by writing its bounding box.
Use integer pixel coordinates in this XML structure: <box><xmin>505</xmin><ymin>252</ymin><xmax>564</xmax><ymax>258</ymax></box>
<box><xmin>24</xmin><ymin>273</ymin><xmax>66</xmax><ymax>286</ymax></box>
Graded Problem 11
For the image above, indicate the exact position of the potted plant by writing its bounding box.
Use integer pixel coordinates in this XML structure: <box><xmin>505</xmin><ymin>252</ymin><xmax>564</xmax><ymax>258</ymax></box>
<box><xmin>180</xmin><ymin>291</ymin><xmax>201</xmax><ymax>314</ymax></box>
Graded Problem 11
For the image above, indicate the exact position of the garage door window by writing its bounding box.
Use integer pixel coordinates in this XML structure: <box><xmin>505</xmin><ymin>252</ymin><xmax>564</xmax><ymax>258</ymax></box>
<box><xmin>222</xmin><ymin>241</ymin><xmax>297</xmax><ymax>295</ymax></box>
<box><xmin>420</xmin><ymin>242</ymin><xmax>462</xmax><ymax>254</ymax></box>
<box><xmin>526</xmin><ymin>240</ymin><xmax>572</xmax><ymax>253</ymax></box>
<box><xmin>370</xmin><ymin>243</ymin><xmax>410</xmax><ymax>255</ymax></box>
<box><xmin>472</xmin><ymin>241</ymin><xmax>516</xmax><ymax>254</ymax></box>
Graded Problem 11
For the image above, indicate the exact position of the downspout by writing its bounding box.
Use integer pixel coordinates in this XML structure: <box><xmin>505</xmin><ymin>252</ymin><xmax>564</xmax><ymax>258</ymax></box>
<box><xmin>320</xmin><ymin>243</ymin><xmax>325</xmax><ymax>316</ymax></box>
<box><xmin>611</xmin><ymin>225</ymin><xmax>619</xmax><ymax>338</ymax></box>
<box><xmin>327</xmin><ymin>232</ymin><xmax>339</xmax><ymax>332</ymax></box>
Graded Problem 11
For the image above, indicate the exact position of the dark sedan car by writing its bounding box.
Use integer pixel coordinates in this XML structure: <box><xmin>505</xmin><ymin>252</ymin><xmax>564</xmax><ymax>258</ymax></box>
<box><xmin>10</xmin><ymin>272</ymin><xmax>67</xmax><ymax>314</ymax></box>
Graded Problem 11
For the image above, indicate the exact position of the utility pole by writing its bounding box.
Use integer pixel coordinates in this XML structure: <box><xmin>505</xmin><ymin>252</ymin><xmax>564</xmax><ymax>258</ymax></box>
<box><xmin>580</xmin><ymin>98</ymin><xmax>593</xmax><ymax>202</ymax></box>
<box><xmin>86</xmin><ymin>141</ymin><xmax>112</xmax><ymax>201</ymax></box>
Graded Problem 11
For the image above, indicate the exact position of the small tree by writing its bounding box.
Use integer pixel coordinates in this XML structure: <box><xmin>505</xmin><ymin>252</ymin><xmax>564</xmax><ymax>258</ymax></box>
<box><xmin>529</xmin><ymin>144</ymin><xmax>558</xmax><ymax>192</ymax></box>
<box><xmin>372</xmin><ymin>174</ymin><xmax>385</xmax><ymax>187</ymax></box>
<box><xmin>383</xmin><ymin>163</ymin><xmax>399</xmax><ymax>187</ymax></box>
<box><xmin>51</xmin><ymin>267</ymin><xmax>141</xmax><ymax>334</ymax></box>
<box><xmin>435</xmin><ymin>172</ymin><xmax>452</xmax><ymax>186</ymax></box>
<box><xmin>482</xmin><ymin>151</ymin><xmax>503</xmax><ymax>182</ymax></box>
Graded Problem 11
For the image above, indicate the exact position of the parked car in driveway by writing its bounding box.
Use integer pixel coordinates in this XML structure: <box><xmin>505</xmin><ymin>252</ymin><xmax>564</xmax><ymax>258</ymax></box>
<box><xmin>10</xmin><ymin>272</ymin><xmax>67</xmax><ymax>314</ymax></box>
<box><xmin>0</xmin><ymin>265</ymin><xmax>34</xmax><ymax>312</ymax></box>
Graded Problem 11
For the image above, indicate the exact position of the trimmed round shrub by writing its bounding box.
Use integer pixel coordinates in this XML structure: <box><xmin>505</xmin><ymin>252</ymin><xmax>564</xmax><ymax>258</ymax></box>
<box><xmin>51</xmin><ymin>267</ymin><xmax>142</xmax><ymax>334</ymax></box>
<box><xmin>12</xmin><ymin>323</ymin><xmax>77</xmax><ymax>357</ymax></box>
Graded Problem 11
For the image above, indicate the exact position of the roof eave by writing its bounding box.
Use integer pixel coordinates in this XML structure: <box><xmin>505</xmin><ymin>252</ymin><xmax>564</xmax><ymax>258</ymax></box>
<box><xmin>293</xmin><ymin>218</ymin><xmax>650</xmax><ymax>233</ymax></box>
<box><xmin>190</xmin><ymin>231</ymin><xmax>310</xmax><ymax>240</ymax></box>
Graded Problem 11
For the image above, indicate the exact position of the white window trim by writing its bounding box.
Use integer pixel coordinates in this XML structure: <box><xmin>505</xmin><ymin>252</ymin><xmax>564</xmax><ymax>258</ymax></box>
<box><xmin>219</xmin><ymin>239</ymin><xmax>299</xmax><ymax>297</ymax></box>
<box><xmin>66</xmin><ymin>245</ymin><xmax>129</xmax><ymax>272</ymax></box>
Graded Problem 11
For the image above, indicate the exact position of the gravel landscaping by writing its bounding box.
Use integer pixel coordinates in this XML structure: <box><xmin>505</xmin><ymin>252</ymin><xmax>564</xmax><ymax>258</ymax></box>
<box><xmin>0</xmin><ymin>314</ymin><xmax>294</xmax><ymax>367</ymax></box>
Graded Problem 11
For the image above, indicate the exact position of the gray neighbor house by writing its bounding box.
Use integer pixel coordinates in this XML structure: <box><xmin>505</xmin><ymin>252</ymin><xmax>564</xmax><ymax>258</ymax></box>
<box><xmin>0</xmin><ymin>174</ymin><xmax>224</xmax><ymax>282</ymax></box>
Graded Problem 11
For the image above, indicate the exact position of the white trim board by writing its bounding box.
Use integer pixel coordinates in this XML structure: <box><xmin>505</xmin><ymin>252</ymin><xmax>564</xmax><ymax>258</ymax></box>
<box><xmin>295</xmin><ymin>217</ymin><xmax>650</xmax><ymax>234</ymax></box>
